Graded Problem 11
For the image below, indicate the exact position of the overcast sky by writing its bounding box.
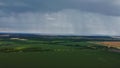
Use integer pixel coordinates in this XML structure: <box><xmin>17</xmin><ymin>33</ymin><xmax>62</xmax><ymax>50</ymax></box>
<box><xmin>0</xmin><ymin>0</ymin><xmax>120</xmax><ymax>35</ymax></box>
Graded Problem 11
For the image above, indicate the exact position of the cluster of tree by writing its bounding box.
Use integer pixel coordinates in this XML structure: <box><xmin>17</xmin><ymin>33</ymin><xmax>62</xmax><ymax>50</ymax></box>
<box><xmin>0</xmin><ymin>47</ymin><xmax>53</xmax><ymax>53</ymax></box>
<box><xmin>64</xmin><ymin>44</ymin><xmax>109</xmax><ymax>50</ymax></box>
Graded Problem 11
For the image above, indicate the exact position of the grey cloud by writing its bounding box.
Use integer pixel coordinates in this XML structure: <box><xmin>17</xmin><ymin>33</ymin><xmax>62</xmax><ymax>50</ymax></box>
<box><xmin>0</xmin><ymin>0</ymin><xmax>120</xmax><ymax>16</ymax></box>
<box><xmin>0</xmin><ymin>9</ymin><xmax>120</xmax><ymax>35</ymax></box>
<box><xmin>0</xmin><ymin>0</ymin><xmax>120</xmax><ymax>35</ymax></box>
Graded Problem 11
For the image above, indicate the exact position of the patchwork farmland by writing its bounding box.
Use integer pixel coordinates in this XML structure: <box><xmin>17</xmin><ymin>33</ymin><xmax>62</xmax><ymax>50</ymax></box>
<box><xmin>0</xmin><ymin>34</ymin><xmax>120</xmax><ymax>68</ymax></box>
<box><xmin>97</xmin><ymin>42</ymin><xmax>120</xmax><ymax>49</ymax></box>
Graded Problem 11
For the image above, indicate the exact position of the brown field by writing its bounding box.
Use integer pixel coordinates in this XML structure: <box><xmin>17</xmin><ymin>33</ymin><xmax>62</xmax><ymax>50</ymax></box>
<box><xmin>97</xmin><ymin>42</ymin><xmax>120</xmax><ymax>49</ymax></box>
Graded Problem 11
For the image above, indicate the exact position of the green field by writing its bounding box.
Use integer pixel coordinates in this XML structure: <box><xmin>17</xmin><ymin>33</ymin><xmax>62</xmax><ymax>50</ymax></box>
<box><xmin>0</xmin><ymin>38</ymin><xmax>120</xmax><ymax>68</ymax></box>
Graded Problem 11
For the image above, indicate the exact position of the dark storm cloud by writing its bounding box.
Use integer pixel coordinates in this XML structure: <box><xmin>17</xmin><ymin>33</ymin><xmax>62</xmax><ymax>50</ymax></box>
<box><xmin>0</xmin><ymin>0</ymin><xmax>120</xmax><ymax>35</ymax></box>
<box><xmin>0</xmin><ymin>0</ymin><xmax>120</xmax><ymax>16</ymax></box>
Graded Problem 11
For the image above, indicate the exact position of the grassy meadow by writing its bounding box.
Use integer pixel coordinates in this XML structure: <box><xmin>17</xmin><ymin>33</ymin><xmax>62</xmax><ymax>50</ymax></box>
<box><xmin>0</xmin><ymin>37</ymin><xmax>120</xmax><ymax>68</ymax></box>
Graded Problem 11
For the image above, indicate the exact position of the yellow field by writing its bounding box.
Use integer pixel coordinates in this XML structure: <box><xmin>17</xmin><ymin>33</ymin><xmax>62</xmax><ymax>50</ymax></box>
<box><xmin>98</xmin><ymin>42</ymin><xmax>120</xmax><ymax>49</ymax></box>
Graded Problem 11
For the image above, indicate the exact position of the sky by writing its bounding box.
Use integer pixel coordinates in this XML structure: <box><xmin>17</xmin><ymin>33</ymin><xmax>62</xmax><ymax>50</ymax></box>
<box><xmin>0</xmin><ymin>0</ymin><xmax>120</xmax><ymax>35</ymax></box>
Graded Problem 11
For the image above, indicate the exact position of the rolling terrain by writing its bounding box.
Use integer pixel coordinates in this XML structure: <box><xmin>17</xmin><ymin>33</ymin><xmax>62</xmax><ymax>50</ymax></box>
<box><xmin>0</xmin><ymin>33</ymin><xmax>120</xmax><ymax>68</ymax></box>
